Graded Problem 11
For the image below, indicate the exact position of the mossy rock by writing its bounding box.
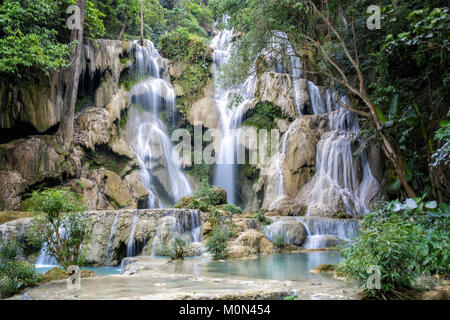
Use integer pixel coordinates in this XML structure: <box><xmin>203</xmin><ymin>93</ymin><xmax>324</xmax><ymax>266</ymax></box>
<box><xmin>210</xmin><ymin>187</ymin><xmax>227</xmax><ymax>206</ymax></box>
<box><xmin>0</xmin><ymin>211</ymin><xmax>33</xmax><ymax>224</ymax></box>
<box><xmin>43</xmin><ymin>267</ymin><xmax>96</xmax><ymax>283</ymax></box>
<box><xmin>310</xmin><ymin>264</ymin><xmax>336</xmax><ymax>273</ymax></box>
<box><xmin>44</xmin><ymin>267</ymin><xmax>68</xmax><ymax>282</ymax></box>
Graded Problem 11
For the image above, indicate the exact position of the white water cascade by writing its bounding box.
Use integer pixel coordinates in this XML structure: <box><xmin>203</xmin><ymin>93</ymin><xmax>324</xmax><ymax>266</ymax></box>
<box><xmin>211</xmin><ymin>29</ymin><xmax>257</xmax><ymax>204</ymax></box>
<box><xmin>127</xmin><ymin>40</ymin><xmax>192</xmax><ymax>208</ymax></box>
<box><xmin>305</xmin><ymin>83</ymin><xmax>380</xmax><ymax>216</ymax></box>
<box><xmin>150</xmin><ymin>210</ymin><xmax>202</xmax><ymax>256</ymax></box>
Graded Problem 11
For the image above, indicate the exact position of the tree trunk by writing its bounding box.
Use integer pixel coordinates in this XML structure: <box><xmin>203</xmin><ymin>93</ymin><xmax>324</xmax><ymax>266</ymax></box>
<box><xmin>56</xmin><ymin>0</ymin><xmax>86</xmax><ymax>151</ymax></box>
<box><xmin>118</xmin><ymin>19</ymin><xmax>128</xmax><ymax>40</ymax></box>
<box><xmin>140</xmin><ymin>0</ymin><xmax>144</xmax><ymax>45</ymax></box>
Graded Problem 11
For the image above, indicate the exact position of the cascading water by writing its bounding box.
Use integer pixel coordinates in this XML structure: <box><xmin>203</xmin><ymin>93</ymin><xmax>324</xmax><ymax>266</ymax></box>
<box><xmin>126</xmin><ymin>40</ymin><xmax>192</xmax><ymax>207</ymax></box>
<box><xmin>105</xmin><ymin>213</ymin><xmax>120</xmax><ymax>265</ymax></box>
<box><xmin>150</xmin><ymin>210</ymin><xmax>202</xmax><ymax>256</ymax></box>
<box><xmin>1</xmin><ymin>229</ymin><xmax>7</xmax><ymax>245</ymax></box>
<box><xmin>211</xmin><ymin>29</ymin><xmax>257</xmax><ymax>204</ymax></box>
<box><xmin>126</xmin><ymin>212</ymin><xmax>140</xmax><ymax>257</ymax></box>
<box><xmin>305</xmin><ymin>83</ymin><xmax>379</xmax><ymax>216</ymax></box>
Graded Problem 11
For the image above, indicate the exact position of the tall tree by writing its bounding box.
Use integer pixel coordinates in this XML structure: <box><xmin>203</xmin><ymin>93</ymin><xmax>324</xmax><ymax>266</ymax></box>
<box><xmin>56</xmin><ymin>0</ymin><xmax>87</xmax><ymax>150</ymax></box>
<box><xmin>140</xmin><ymin>0</ymin><xmax>144</xmax><ymax>44</ymax></box>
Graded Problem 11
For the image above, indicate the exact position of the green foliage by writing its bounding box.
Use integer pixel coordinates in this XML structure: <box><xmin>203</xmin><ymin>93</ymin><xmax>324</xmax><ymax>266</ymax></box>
<box><xmin>0</xmin><ymin>0</ymin><xmax>71</xmax><ymax>76</ymax></box>
<box><xmin>206</xmin><ymin>225</ymin><xmax>230</xmax><ymax>260</ymax></box>
<box><xmin>92</xmin><ymin>0</ymin><xmax>164</xmax><ymax>41</ymax></box>
<box><xmin>252</xmin><ymin>212</ymin><xmax>272</xmax><ymax>226</ymax></box>
<box><xmin>175</xmin><ymin>196</ymin><xmax>211</xmax><ymax>212</ymax></box>
<box><xmin>242</xmin><ymin>102</ymin><xmax>284</xmax><ymax>130</ymax></box>
<box><xmin>28</xmin><ymin>189</ymin><xmax>91</xmax><ymax>270</ymax></box>
<box><xmin>339</xmin><ymin>197</ymin><xmax>449</xmax><ymax>299</ymax></box>
<box><xmin>221</xmin><ymin>204</ymin><xmax>243</xmax><ymax>215</ymax></box>
<box><xmin>272</xmin><ymin>233</ymin><xmax>286</xmax><ymax>249</ymax></box>
<box><xmin>283</xmin><ymin>293</ymin><xmax>299</xmax><ymax>300</ymax></box>
<box><xmin>160</xmin><ymin>235</ymin><xmax>187</xmax><ymax>260</ymax></box>
<box><xmin>164</xmin><ymin>0</ymin><xmax>213</xmax><ymax>40</ymax></box>
<box><xmin>194</xmin><ymin>183</ymin><xmax>227</xmax><ymax>206</ymax></box>
<box><xmin>0</xmin><ymin>241</ymin><xmax>43</xmax><ymax>298</ymax></box>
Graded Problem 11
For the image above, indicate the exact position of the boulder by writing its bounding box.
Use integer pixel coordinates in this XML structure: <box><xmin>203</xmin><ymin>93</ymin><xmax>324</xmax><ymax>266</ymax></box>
<box><xmin>211</xmin><ymin>187</ymin><xmax>228</xmax><ymax>205</ymax></box>
<box><xmin>227</xmin><ymin>245</ymin><xmax>258</xmax><ymax>259</ymax></box>
<box><xmin>188</xmin><ymin>97</ymin><xmax>220</xmax><ymax>129</ymax></box>
<box><xmin>263</xmin><ymin>217</ymin><xmax>307</xmax><ymax>246</ymax></box>
<box><xmin>310</xmin><ymin>264</ymin><xmax>336</xmax><ymax>274</ymax></box>
<box><xmin>103</xmin><ymin>170</ymin><xmax>134</xmax><ymax>208</ymax></box>
<box><xmin>230</xmin><ymin>229</ymin><xmax>275</xmax><ymax>257</ymax></box>
<box><xmin>254</xmin><ymin>72</ymin><xmax>297</xmax><ymax>119</ymax></box>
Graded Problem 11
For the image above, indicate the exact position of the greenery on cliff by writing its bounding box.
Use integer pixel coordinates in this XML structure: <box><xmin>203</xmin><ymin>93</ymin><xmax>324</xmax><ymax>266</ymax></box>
<box><xmin>210</xmin><ymin>0</ymin><xmax>449</xmax><ymax>203</ymax></box>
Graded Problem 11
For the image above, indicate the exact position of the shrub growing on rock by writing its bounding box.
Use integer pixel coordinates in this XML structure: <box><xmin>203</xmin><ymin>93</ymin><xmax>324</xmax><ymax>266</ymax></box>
<box><xmin>252</xmin><ymin>212</ymin><xmax>272</xmax><ymax>226</ymax></box>
<box><xmin>0</xmin><ymin>241</ymin><xmax>43</xmax><ymax>298</ymax></box>
<box><xmin>206</xmin><ymin>226</ymin><xmax>230</xmax><ymax>260</ymax></box>
<box><xmin>221</xmin><ymin>204</ymin><xmax>243</xmax><ymax>215</ymax></box>
<box><xmin>272</xmin><ymin>233</ymin><xmax>286</xmax><ymax>249</ymax></box>
<box><xmin>339</xmin><ymin>198</ymin><xmax>449</xmax><ymax>299</ymax></box>
<box><xmin>194</xmin><ymin>184</ymin><xmax>227</xmax><ymax>206</ymax></box>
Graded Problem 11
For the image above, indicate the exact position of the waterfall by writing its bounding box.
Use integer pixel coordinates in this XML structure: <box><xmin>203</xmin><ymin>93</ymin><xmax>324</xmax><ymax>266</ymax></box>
<box><xmin>105</xmin><ymin>213</ymin><xmax>120</xmax><ymax>265</ymax></box>
<box><xmin>211</xmin><ymin>29</ymin><xmax>257</xmax><ymax>204</ymax></box>
<box><xmin>1</xmin><ymin>229</ymin><xmax>7</xmax><ymax>245</ymax></box>
<box><xmin>126</xmin><ymin>212</ymin><xmax>140</xmax><ymax>257</ymax></box>
<box><xmin>150</xmin><ymin>210</ymin><xmax>202</xmax><ymax>256</ymax></box>
<box><xmin>35</xmin><ymin>244</ymin><xmax>58</xmax><ymax>268</ymax></box>
<box><xmin>305</xmin><ymin>83</ymin><xmax>379</xmax><ymax>217</ymax></box>
<box><xmin>127</xmin><ymin>40</ymin><xmax>192</xmax><ymax>207</ymax></box>
<box><xmin>269</xmin><ymin>120</ymin><xmax>298</xmax><ymax>210</ymax></box>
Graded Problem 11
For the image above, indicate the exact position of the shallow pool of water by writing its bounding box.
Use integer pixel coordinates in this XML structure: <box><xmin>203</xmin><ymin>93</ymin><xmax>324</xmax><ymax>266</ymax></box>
<box><xmin>204</xmin><ymin>252</ymin><xmax>342</xmax><ymax>281</ymax></box>
<box><xmin>36</xmin><ymin>266</ymin><xmax>121</xmax><ymax>276</ymax></box>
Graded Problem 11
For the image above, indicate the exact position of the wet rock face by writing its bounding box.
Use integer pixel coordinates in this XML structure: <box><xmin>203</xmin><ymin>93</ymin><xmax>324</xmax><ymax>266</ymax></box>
<box><xmin>261</xmin><ymin>115</ymin><xmax>329</xmax><ymax>210</ymax></box>
<box><xmin>0</xmin><ymin>40</ymin><xmax>146</xmax><ymax>211</ymax></box>
<box><xmin>227</xmin><ymin>229</ymin><xmax>275</xmax><ymax>259</ymax></box>
<box><xmin>188</xmin><ymin>97</ymin><xmax>220</xmax><ymax>129</ymax></box>
<box><xmin>0</xmin><ymin>40</ymin><xmax>130</xmax><ymax>136</ymax></box>
<box><xmin>82</xmin><ymin>209</ymin><xmax>205</xmax><ymax>266</ymax></box>
<box><xmin>254</xmin><ymin>71</ymin><xmax>298</xmax><ymax>119</ymax></box>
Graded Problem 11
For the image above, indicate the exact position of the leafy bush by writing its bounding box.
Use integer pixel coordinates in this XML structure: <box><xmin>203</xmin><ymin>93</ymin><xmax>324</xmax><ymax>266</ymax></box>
<box><xmin>242</xmin><ymin>102</ymin><xmax>285</xmax><ymax>130</ymax></box>
<box><xmin>339</xmin><ymin>197</ymin><xmax>449</xmax><ymax>299</ymax></box>
<box><xmin>206</xmin><ymin>226</ymin><xmax>230</xmax><ymax>260</ymax></box>
<box><xmin>252</xmin><ymin>212</ymin><xmax>272</xmax><ymax>226</ymax></box>
<box><xmin>160</xmin><ymin>236</ymin><xmax>187</xmax><ymax>261</ymax></box>
<box><xmin>273</xmin><ymin>233</ymin><xmax>286</xmax><ymax>249</ymax></box>
<box><xmin>28</xmin><ymin>189</ymin><xmax>91</xmax><ymax>270</ymax></box>
<box><xmin>194</xmin><ymin>184</ymin><xmax>227</xmax><ymax>206</ymax></box>
<box><xmin>221</xmin><ymin>204</ymin><xmax>243</xmax><ymax>215</ymax></box>
<box><xmin>0</xmin><ymin>241</ymin><xmax>43</xmax><ymax>298</ymax></box>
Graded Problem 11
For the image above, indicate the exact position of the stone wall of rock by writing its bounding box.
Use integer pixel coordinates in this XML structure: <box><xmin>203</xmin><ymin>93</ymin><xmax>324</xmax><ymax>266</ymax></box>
<box><xmin>0</xmin><ymin>40</ymin><xmax>149</xmax><ymax>211</ymax></box>
<box><xmin>0</xmin><ymin>209</ymin><xmax>207</xmax><ymax>267</ymax></box>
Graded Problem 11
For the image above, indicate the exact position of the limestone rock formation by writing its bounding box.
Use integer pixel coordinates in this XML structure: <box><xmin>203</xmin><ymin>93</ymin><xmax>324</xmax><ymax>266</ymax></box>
<box><xmin>188</xmin><ymin>97</ymin><xmax>220</xmax><ymax>129</ymax></box>
<box><xmin>254</xmin><ymin>72</ymin><xmax>298</xmax><ymax>119</ymax></box>
<box><xmin>263</xmin><ymin>217</ymin><xmax>307</xmax><ymax>247</ymax></box>
<box><xmin>227</xmin><ymin>229</ymin><xmax>274</xmax><ymax>259</ymax></box>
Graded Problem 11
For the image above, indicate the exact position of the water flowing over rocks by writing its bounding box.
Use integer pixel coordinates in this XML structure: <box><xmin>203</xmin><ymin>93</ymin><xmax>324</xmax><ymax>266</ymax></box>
<box><xmin>0</xmin><ymin>39</ymin><xmax>151</xmax><ymax>211</ymax></box>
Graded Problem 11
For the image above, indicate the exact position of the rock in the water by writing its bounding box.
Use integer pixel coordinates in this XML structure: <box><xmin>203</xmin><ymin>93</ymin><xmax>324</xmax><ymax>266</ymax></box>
<box><xmin>310</xmin><ymin>264</ymin><xmax>336</xmax><ymax>274</ymax></box>
<box><xmin>228</xmin><ymin>229</ymin><xmax>275</xmax><ymax>259</ymax></box>
<box><xmin>263</xmin><ymin>217</ymin><xmax>307</xmax><ymax>247</ymax></box>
